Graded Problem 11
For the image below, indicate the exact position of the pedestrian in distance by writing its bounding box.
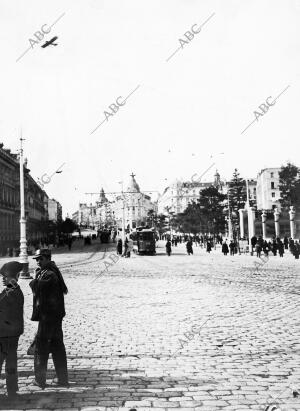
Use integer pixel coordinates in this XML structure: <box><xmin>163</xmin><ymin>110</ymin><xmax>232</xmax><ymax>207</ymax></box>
<box><xmin>117</xmin><ymin>239</ymin><xmax>122</xmax><ymax>255</ymax></box>
<box><xmin>166</xmin><ymin>239</ymin><xmax>172</xmax><ymax>256</ymax></box>
<box><xmin>272</xmin><ymin>238</ymin><xmax>277</xmax><ymax>256</ymax></box>
<box><xmin>0</xmin><ymin>262</ymin><xmax>24</xmax><ymax>401</ymax></box>
<box><xmin>222</xmin><ymin>241</ymin><xmax>229</xmax><ymax>256</ymax></box>
<box><xmin>229</xmin><ymin>240</ymin><xmax>235</xmax><ymax>256</ymax></box>
<box><xmin>67</xmin><ymin>236</ymin><xmax>72</xmax><ymax>251</ymax></box>
<box><xmin>186</xmin><ymin>239</ymin><xmax>193</xmax><ymax>255</ymax></box>
<box><xmin>206</xmin><ymin>241</ymin><xmax>212</xmax><ymax>253</ymax></box>
<box><xmin>29</xmin><ymin>249</ymin><xmax>69</xmax><ymax>389</ymax></box>
<box><xmin>278</xmin><ymin>240</ymin><xmax>284</xmax><ymax>257</ymax></box>
<box><xmin>263</xmin><ymin>240</ymin><xmax>269</xmax><ymax>256</ymax></box>
<box><xmin>293</xmin><ymin>241</ymin><xmax>300</xmax><ymax>259</ymax></box>
<box><xmin>127</xmin><ymin>237</ymin><xmax>133</xmax><ymax>258</ymax></box>
<box><xmin>123</xmin><ymin>238</ymin><xmax>129</xmax><ymax>258</ymax></box>
<box><xmin>251</xmin><ymin>235</ymin><xmax>257</xmax><ymax>254</ymax></box>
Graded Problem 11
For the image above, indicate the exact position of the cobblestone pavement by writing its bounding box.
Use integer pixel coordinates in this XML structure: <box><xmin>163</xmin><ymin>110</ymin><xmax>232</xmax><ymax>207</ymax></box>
<box><xmin>0</xmin><ymin>240</ymin><xmax>300</xmax><ymax>411</ymax></box>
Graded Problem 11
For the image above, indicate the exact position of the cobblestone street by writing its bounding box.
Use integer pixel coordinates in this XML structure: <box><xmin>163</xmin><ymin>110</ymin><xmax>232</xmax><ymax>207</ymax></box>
<box><xmin>1</xmin><ymin>240</ymin><xmax>300</xmax><ymax>411</ymax></box>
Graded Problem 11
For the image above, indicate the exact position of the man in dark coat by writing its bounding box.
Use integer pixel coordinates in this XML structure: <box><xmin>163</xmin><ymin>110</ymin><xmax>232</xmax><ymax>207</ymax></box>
<box><xmin>166</xmin><ymin>239</ymin><xmax>172</xmax><ymax>256</ymax></box>
<box><xmin>222</xmin><ymin>241</ymin><xmax>229</xmax><ymax>256</ymax></box>
<box><xmin>186</xmin><ymin>239</ymin><xmax>193</xmax><ymax>255</ymax></box>
<box><xmin>0</xmin><ymin>261</ymin><xmax>24</xmax><ymax>399</ymax></box>
<box><xmin>29</xmin><ymin>249</ymin><xmax>68</xmax><ymax>389</ymax></box>
<box><xmin>206</xmin><ymin>241</ymin><xmax>212</xmax><ymax>253</ymax></box>
<box><xmin>117</xmin><ymin>239</ymin><xmax>122</xmax><ymax>255</ymax></box>
<box><xmin>229</xmin><ymin>240</ymin><xmax>235</xmax><ymax>256</ymax></box>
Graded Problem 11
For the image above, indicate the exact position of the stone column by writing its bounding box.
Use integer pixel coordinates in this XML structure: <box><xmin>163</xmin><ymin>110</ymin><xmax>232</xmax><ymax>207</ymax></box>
<box><xmin>239</xmin><ymin>209</ymin><xmax>245</xmax><ymax>239</ymax></box>
<box><xmin>289</xmin><ymin>206</ymin><xmax>296</xmax><ymax>239</ymax></box>
<box><xmin>274</xmin><ymin>207</ymin><xmax>280</xmax><ymax>238</ymax></box>
<box><xmin>247</xmin><ymin>206</ymin><xmax>255</xmax><ymax>242</ymax></box>
<box><xmin>261</xmin><ymin>210</ymin><xmax>267</xmax><ymax>240</ymax></box>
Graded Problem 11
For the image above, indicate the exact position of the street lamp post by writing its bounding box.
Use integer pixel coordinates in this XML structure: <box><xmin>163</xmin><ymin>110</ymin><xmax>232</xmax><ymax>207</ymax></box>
<box><xmin>19</xmin><ymin>136</ymin><xmax>32</xmax><ymax>279</ymax></box>
<box><xmin>227</xmin><ymin>188</ymin><xmax>233</xmax><ymax>240</ymax></box>
<box><xmin>118</xmin><ymin>182</ymin><xmax>126</xmax><ymax>245</ymax></box>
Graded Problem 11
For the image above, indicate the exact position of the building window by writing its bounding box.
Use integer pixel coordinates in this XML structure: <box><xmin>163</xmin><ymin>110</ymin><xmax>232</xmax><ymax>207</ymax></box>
<box><xmin>272</xmin><ymin>192</ymin><xmax>275</xmax><ymax>198</ymax></box>
<box><xmin>270</xmin><ymin>172</ymin><xmax>274</xmax><ymax>178</ymax></box>
<box><xmin>271</xmin><ymin>182</ymin><xmax>275</xmax><ymax>189</ymax></box>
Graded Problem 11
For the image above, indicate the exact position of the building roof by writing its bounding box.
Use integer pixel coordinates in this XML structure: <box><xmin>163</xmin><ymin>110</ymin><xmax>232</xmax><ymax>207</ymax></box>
<box><xmin>127</xmin><ymin>173</ymin><xmax>140</xmax><ymax>193</ymax></box>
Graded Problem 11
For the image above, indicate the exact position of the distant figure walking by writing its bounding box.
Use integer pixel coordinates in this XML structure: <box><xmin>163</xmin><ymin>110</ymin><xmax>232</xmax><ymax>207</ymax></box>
<box><xmin>117</xmin><ymin>239</ymin><xmax>122</xmax><ymax>255</ymax></box>
<box><xmin>222</xmin><ymin>241</ymin><xmax>229</xmax><ymax>256</ymax></box>
<box><xmin>255</xmin><ymin>243</ymin><xmax>262</xmax><ymax>258</ymax></box>
<box><xmin>166</xmin><ymin>239</ymin><xmax>172</xmax><ymax>256</ymax></box>
<box><xmin>278</xmin><ymin>240</ymin><xmax>284</xmax><ymax>257</ymax></box>
<box><xmin>206</xmin><ymin>241</ymin><xmax>212</xmax><ymax>253</ymax></box>
<box><xmin>186</xmin><ymin>240</ymin><xmax>193</xmax><ymax>255</ymax></box>
<box><xmin>229</xmin><ymin>240</ymin><xmax>235</xmax><ymax>256</ymax></box>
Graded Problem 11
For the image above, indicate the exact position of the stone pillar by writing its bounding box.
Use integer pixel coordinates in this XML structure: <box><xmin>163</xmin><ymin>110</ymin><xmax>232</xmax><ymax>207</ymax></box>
<box><xmin>247</xmin><ymin>206</ymin><xmax>255</xmax><ymax>242</ymax></box>
<box><xmin>289</xmin><ymin>206</ymin><xmax>296</xmax><ymax>239</ymax></box>
<box><xmin>261</xmin><ymin>210</ymin><xmax>267</xmax><ymax>240</ymax></box>
<box><xmin>239</xmin><ymin>209</ymin><xmax>245</xmax><ymax>239</ymax></box>
<box><xmin>274</xmin><ymin>207</ymin><xmax>280</xmax><ymax>238</ymax></box>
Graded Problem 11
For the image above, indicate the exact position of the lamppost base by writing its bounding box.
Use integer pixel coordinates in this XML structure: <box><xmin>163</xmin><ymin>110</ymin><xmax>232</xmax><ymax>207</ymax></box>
<box><xmin>19</xmin><ymin>262</ymin><xmax>32</xmax><ymax>279</ymax></box>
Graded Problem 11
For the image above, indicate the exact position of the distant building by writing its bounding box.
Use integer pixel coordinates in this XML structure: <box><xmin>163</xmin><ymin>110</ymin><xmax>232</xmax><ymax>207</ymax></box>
<box><xmin>95</xmin><ymin>189</ymin><xmax>114</xmax><ymax>229</ymax></box>
<box><xmin>0</xmin><ymin>143</ymin><xmax>49</xmax><ymax>255</ymax></box>
<box><xmin>112</xmin><ymin>174</ymin><xmax>156</xmax><ymax>230</ymax></box>
<box><xmin>247</xmin><ymin>178</ymin><xmax>257</xmax><ymax>207</ymax></box>
<box><xmin>74</xmin><ymin>203</ymin><xmax>97</xmax><ymax>228</ymax></box>
<box><xmin>158</xmin><ymin>170</ymin><xmax>225</xmax><ymax>215</ymax></box>
<box><xmin>48</xmin><ymin>199</ymin><xmax>62</xmax><ymax>222</ymax></box>
<box><xmin>256</xmin><ymin>168</ymin><xmax>281</xmax><ymax>210</ymax></box>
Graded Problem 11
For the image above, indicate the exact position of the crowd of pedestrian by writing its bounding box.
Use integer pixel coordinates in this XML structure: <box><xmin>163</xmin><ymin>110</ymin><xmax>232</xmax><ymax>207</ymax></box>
<box><xmin>164</xmin><ymin>234</ymin><xmax>300</xmax><ymax>260</ymax></box>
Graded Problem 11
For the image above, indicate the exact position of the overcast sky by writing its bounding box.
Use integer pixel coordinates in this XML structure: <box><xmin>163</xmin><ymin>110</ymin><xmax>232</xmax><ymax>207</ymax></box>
<box><xmin>1</xmin><ymin>0</ymin><xmax>299</xmax><ymax>217</ymax></box>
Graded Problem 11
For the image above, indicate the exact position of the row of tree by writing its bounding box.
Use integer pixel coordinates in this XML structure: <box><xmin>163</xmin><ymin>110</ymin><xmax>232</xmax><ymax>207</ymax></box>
<box><xmin>147</xmin><ymin>162</ymin><xmax>300</xmax><ymax>236</ymax></box>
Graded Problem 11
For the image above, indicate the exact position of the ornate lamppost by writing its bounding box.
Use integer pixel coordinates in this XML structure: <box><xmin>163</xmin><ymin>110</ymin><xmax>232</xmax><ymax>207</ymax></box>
<box><xmin>19</xmin><ymin>136</ymin><xmax>32</xmax><ymax>279</ymax></box>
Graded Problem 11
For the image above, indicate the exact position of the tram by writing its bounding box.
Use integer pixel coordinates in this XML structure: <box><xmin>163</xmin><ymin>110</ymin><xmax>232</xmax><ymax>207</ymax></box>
<box><xmin>130</xmin><ymin>227</ymin><xmax>156</xmax><ymax>255</ymax></box>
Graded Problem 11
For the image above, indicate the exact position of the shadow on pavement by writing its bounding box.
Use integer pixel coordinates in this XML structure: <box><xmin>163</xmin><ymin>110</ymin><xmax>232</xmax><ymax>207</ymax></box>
<box><xmin>0</xmin><ymin>367</ymin><xmax>219</xmax><ymax>410</ymax></box>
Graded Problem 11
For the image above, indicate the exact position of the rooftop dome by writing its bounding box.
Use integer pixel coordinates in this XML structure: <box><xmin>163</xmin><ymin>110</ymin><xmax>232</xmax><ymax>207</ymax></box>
<box><xmin>127</xmin><ymin>173</ymin><xmax>140</xmax><ymax>193</ymax></box>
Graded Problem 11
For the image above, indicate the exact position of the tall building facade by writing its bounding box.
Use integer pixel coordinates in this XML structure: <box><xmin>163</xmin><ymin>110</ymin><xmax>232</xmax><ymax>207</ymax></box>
<box><xmin>158</xmin><ymin>171</ymin><xmax>225</xmax><ymax>215</ymax></box>
<box><xmin>48</xmin><ymin>198</ymin><xmax>62</xmax><ymax>222</ymax></box>
<box><xmin>0</xmin><ymin>143</ymin><xmax>49</xmax><ymax>255</ymax></box>
<box><xmin>113</xmin><ymin>174</ymin><xmax>156</xmax><ymax>230</ymax></box>
<box><xmin>256</xmin><ymin>168</ymin><xmax>281</xmax><ymax>210</ymax></box>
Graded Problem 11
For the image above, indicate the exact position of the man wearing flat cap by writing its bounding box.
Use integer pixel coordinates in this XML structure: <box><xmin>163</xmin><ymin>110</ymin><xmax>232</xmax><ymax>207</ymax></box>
<box><xmin>29</xmin><ymin>249</ymin><xmax>69</xmax><ymax>389</ymax></box>
<box><xmin>0</xmin><ymin>261</ymin><xmax>24</xmax><ymax>399</ymax></box>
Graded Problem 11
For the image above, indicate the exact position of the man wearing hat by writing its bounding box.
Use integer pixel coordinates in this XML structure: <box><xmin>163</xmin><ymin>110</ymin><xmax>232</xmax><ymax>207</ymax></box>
<box><xmin>0</xmin><ymin>261</ymin><xmax>24</xmax><ymax>399</ymax></box>
<box><xmin>30</xmin><ymin>249</ymin><xmax>68</xmax><ymax>389</ymax></box>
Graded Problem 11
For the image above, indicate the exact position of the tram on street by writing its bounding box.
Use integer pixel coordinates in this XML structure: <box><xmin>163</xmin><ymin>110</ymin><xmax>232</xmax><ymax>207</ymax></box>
<box><xmin>130</xmin><ymin>227</ymin><xmax>156</xmax><ymax>255</ymax></box>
